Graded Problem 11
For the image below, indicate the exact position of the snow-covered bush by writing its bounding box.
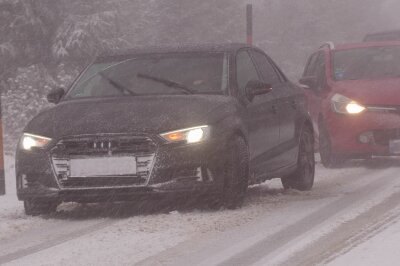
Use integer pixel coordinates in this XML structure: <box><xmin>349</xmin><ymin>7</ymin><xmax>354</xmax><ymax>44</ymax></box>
<box><xmin>1</xmin><ymin>65</ymin><xmax>77</xmax><ymax>153</ymax></box>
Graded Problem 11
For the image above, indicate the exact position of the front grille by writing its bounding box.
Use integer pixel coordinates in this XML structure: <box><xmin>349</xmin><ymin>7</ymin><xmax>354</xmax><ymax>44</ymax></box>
<box><xmin>53</xmin><ymin>135</ymin><xmax>156</xmax><ymax>156</ymax></box>
<box><xmin>373</xmin><ymin>128</ymin><xmax>400</xmax><ymax>146</ymax></box>
<box><xmin>51</xmin><ymin>135</ymin><xmax>157</xmax><ymax>188</ymax></box>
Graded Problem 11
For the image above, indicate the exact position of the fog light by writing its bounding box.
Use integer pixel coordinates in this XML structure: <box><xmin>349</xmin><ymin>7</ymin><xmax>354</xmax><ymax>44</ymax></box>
<box><xmin>359</xmin><ymin>132</ymin><xmax>374</xmax><ymax>144</ymax></box>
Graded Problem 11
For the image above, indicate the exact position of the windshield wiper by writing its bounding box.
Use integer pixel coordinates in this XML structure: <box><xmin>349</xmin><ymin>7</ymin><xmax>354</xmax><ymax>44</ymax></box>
<box><xmin>99</xmin><ymin>72</ymin><xmax>137</xmax><ymax>96</ymax></box>
<box><xmin>137</xmin><ymin>73</ymin><xmax>195</xmax><ymax>94</ymax></box>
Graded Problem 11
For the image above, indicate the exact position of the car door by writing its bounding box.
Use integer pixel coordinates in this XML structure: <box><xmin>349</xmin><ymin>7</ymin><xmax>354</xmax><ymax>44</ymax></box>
<box><xmin>235</xmin><ymin>49</ymin><xmax>280</xmax><ymax>173</ymax></box>
<box><xmin>250</xmin><ymin>50</ymin><xmax>299</xmax><ymax>168</ymax></box>
<box><xmin>302</xmin><ymin>52</ymin><xmax>320</xmax><ymax>132</ymax></box>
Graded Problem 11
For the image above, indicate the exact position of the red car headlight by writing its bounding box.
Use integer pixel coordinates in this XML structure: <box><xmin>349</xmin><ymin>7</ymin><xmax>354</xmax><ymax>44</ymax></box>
<box><xmin>331</xmin><ymin>94</ymin><xmax>366</xmax><ymax>115</ymax></box>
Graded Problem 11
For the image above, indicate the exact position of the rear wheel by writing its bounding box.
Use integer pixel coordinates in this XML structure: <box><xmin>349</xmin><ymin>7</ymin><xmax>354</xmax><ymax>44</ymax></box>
<box><xmin>24</xmin><ymin>200</ymin><xmax>58</xmax><ymax>216</ymax></box>
<box><xmin>319</xmin><ymin>122</ymin><xmax>345</xmax><ymax>168</ymax></box>
<box><xmin>221</xmin><ymin>136</ymin><xmax>249</xmax><ymax>209</ymax></box>
<box><xmin>281</xmin><ymin>126</ymin><xmax>315</xmax><ymax>191</ymax></box>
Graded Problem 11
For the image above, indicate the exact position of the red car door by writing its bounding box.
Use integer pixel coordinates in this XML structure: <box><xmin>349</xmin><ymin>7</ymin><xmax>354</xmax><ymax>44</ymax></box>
<box><xmin>301</xmin><ymin>51</ymin><xmax>328</xmax><ymax>147</ymax></box>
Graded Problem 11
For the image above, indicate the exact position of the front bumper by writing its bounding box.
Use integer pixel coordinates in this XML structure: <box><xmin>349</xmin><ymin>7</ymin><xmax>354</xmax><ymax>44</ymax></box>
<box><xmin>16</xmin><ymin>135</ymin><xmax>225</xmax><ymax>202</ymax></box>
<box><xmin>16</xmin><ymin>182</ymin><xmax>221</xmax><ymax>203</ymax></box>
<box><xmin>325</xmin><ymin>109</ymin><xmax>400</xmax><ymax>157</ymax></box>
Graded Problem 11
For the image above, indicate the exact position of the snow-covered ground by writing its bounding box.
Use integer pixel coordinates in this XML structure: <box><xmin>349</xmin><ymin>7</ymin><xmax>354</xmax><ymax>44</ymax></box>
<box><xmin>328</xmin><ymin>209</ymin><xmax>400</xmax><ymax>266</ymax></box>
<box><xmin>0</xmin><ymin>155</ymin><xmax>46</xmax><ymax>242</ymax></box>
<box><xmin>1</xmin><ymin>155</ymin><xmax>400</xmax><ymax>266</ymax></box>
<box><xmin>0</xmin><ymin>155</ymin><xmax>316</xmax><ymax>265</ymax></box>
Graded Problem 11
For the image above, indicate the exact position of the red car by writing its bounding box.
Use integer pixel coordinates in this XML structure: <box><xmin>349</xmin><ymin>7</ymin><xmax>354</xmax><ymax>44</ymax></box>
<box><xmin>300</xmin><ymin>41</ymin><xmax>400</xmax><ymax>167</ymax></box>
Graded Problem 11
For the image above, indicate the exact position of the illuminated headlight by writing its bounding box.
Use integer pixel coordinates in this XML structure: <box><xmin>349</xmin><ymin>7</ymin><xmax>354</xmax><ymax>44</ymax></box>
<box><xmin>331</xmin><ymin>94</ymin><xmax>366</xmax><ymax>114</ymax></box>
<box><xmin>20</xmin><ymin>133</ymin><xmax>52</xmax><ymax>151</ymax></box>
<box><xmin>160</xmin><ymin>126</ymin><xmax>210</xmax><ymax>144</ymax></box>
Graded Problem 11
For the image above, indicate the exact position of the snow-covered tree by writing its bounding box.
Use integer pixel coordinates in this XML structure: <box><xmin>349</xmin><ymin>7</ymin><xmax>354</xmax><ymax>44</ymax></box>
<box><xmin>52</xmin><ymin>0</ymin><xmax>129</xmax><ymax>67</ymax></box>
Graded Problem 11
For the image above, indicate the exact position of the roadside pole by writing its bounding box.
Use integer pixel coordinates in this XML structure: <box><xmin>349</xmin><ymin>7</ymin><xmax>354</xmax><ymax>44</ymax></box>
<box><xmin>0</xmin><ymin>96</ymin><xmax>4</xmax><ymax>195</ymax></box>
<box><xmin>246</xmin><ymin>4</ymin><xmax>253</xmax><ymax>45</ymax></box>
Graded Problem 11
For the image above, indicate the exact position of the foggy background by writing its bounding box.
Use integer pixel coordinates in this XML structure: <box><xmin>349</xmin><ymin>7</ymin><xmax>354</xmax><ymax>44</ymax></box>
<box><xmin>1</xmin><ymin>0</ymin><xmax>399</xmax><ymax>152</ymax></box>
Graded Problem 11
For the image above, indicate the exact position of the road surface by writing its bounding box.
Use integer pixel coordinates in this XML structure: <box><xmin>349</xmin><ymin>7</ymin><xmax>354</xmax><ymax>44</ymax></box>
<box><xmin>1</xmin><ymin>155</ymin><xmax>400</xmax><ymax>266</ymax></box>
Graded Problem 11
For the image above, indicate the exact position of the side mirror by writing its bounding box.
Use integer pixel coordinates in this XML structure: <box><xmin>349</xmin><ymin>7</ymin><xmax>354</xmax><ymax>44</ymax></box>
<box><xmin>47</xmin><ymin>87</ymin><xmax>65</xmax><ymax>104</ymax></box>
<box><xmin>245</xmin><ymin>80</ymin><xmax>272</xmax><ymax>102</ymax></box>
<box><xmin>299</xmin><ymin>76</ymin><xmax>317</xmax><ymax>90</ymax></box>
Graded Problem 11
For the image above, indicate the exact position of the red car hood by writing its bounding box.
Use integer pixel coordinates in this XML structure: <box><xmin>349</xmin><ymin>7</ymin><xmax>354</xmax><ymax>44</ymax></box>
<box><xmin>334</xmin><ymin>78</ymin><xmax>400</xmax><ymax>106</ymax></box>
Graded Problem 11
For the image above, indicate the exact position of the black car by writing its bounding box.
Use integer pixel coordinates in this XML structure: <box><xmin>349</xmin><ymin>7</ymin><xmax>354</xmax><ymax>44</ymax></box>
<box><xmin>16</xmin><ymin>43</ymin><xmax>315</xmax><ymax>215</ymax></box>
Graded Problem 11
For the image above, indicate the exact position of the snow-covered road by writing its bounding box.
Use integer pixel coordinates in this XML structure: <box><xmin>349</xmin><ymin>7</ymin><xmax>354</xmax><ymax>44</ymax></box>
<box><xmin>1</xmin><ymin>155</ymin><xmax>400</xmax><ymax>266</ymax></box>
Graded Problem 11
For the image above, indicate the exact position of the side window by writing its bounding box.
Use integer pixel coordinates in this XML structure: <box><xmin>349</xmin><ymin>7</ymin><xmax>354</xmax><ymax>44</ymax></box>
<box><xmin>250</xmin><ymin>50</ymin><xmax>281</xmax><ymax>85</ymax></box>
<box><xmin>314</xmin><ymin>52</ymin><xmax>327</xmax><ymax>89</ymax></box>
<box><xmin>270</xmin><ymin>61</ymin><xmax>288</xmax><ymax>82</ymax></box>
<box><xmin>236</xmin><ymin>50</ymin><xmax>260</xmax><ymax>93</ymax></box>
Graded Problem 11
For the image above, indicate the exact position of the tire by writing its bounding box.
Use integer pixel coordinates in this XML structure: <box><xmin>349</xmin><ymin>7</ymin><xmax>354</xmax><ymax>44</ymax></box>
<box><xmin>281</xmin><ymin>125</ymin><xmax>315</xmax><ymax>191</ymax></box>
<box><xmin>221</xmin><ymin>136</ymin><xmax>250</xmax><ymax>209</ymax></box>
<box><xmin>319</xmin><ymin>122</ymin><xmax>345</xmax><ymax>168</ymax></box>
<box><xmin>24</xmin><ymin>200</ymin><xmax>58</xmax><ymax>216</ymax></box>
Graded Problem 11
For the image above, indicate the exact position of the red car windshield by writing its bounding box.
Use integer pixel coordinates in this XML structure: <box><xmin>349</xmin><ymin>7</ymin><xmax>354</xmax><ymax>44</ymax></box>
<box><xmin>333</xmin><ymin>46</ymin><xmax>400</xmax><ymax>81</ymax></box>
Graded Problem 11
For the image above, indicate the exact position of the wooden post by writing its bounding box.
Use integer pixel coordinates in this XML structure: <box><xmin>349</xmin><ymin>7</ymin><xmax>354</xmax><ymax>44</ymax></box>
<box><xmin>246</xmin><ymin>4</ymin><xmax>253</xmax><ymax>45</ymax></box>
<box><xmin>0</xmin><ymin>97</ymin><xmax>4</xmax><ymax>195</ymax></box>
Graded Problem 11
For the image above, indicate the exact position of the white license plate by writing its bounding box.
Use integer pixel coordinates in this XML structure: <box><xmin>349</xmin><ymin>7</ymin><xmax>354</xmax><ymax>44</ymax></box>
<box><xmin>70</xmin><ymin>157</ymin><xmax>137</xmax><ymax>177</ymax></box>
<box><xmin>389</xmin><ymin>139</ymin><xmax>400</xmax><ymax>154</ymax></box>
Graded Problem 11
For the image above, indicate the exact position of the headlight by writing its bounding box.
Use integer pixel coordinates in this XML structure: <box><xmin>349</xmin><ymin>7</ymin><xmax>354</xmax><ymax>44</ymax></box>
<box><xmin>20</xmin><ymin>133</ymin><xmax>52</xmax><ymax>151</ymax></box>
<box><xmin>331</xmin><ymin>94</ymin><xmax>366</xmax><ymax>114</ymax></box>
<box><xmin>160</xmin><ymin>125</ymin><xmax>210</xmax><ymax>144</ymax></box>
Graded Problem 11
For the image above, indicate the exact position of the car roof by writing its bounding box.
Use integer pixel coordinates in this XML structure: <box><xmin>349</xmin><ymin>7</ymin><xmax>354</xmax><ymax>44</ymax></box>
<box><xmin>332</xmin><ymin>41</ymin><xmax>400</xmax><ymax>51</ymax></box>
<box><xmin>364</xmin><ymin>30</ymin><xmax>400</xmax><ymax>41</ymax></box>
<box><xmin>96</xmin><ymin>43</ymin><xmax>258</xmax><ymax>61</ymax></box>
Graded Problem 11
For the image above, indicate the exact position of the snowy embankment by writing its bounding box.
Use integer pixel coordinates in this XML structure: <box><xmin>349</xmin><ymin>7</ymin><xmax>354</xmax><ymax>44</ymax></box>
<box><xmin>0</xmin><ymin>155</ymin><xmax>45</xmax><ymax>242</ymax></box>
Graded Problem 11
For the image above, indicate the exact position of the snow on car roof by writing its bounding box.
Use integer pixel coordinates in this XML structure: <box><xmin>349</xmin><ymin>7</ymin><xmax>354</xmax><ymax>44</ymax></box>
<box><xmin>97</xmin><ymin>43</ymin><xmax>254</xmax><ymax>60</ymax></box>
<box><xmin>332</xmin><ymin>41</ymin><xmax>400</xmax><ymax>51</ymax></box>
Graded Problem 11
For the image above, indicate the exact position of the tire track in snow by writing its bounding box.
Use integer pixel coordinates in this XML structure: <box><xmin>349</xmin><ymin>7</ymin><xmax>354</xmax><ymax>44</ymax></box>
<box><xmin>217</xmin><ymin>169</ymin><xmax>399</xmax><ymax>266</ymax></box>
<box><xmin>136</xmin><ymin>167</ymin><xmax>399</xmax><ymax>266</ymax></box>
<box><xmin>0</xmin><ymin>219</ymin><xmax>117</xmax><ymax>265</ymax></box>
<box><xmin>283</xmin><ymin>191</ymin><xmax>400</xmax><ymax>266</ymax></box>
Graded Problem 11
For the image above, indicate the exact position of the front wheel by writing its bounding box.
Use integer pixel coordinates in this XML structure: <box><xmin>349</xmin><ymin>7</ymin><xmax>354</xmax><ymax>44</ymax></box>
<box><xmin>221</xmin><ymin>136</ymin><xmax>250</xmax><ymax>209</ymax></box>
<box><xmin>24</xmin><ymin>200</ymin><xmax>58</xmax><ymax>216</ymax></box>
<box><xmin>319</xmin><ymin>122</ymin><xmax>345</xmax><ymax>168</ymax></box>
<box><xmin>281</xmin><ymin>126</ymin><xmax>315</xmax><ymax>191</ymax></box>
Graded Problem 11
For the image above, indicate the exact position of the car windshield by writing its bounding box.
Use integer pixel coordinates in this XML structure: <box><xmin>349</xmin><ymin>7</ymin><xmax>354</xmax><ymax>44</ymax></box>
<box><xmin>66</xmin><ymin>53</ymin><xmax>228</xmax><ymax>99</ymax></box>
<box><xmin>333</xmin><ymin>46</ymin><xmax>400</xmax><ymax>80</ymax></box>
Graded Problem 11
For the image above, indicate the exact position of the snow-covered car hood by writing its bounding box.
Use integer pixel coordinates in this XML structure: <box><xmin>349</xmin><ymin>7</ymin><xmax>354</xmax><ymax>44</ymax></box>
<box><xmin>23</xmin><ymin>94</ymin><xmax>236</xmax><ymax>139</ymax></box>
<box><xmin>334</xmin><ymin>78</ymin><xmax>400</xmax><ymax>106</ymax></box>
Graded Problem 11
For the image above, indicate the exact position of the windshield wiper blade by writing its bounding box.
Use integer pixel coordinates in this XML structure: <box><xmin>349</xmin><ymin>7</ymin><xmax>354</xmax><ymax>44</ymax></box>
<box><xmin>137</xmin><ymin>73</ymin><xmax>195</xmax><ymax>94</ymax></box>
<box><xmin>99</xmin><ymin>72</ymin><xmax>137</xmax><ymax>96</ymax></box>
